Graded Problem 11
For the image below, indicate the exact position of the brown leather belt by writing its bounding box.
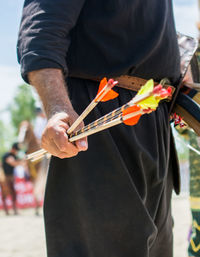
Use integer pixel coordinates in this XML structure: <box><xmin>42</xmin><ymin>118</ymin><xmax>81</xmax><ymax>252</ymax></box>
<box><xmin>94</xmin><ymin>75</ymin><xmax>176</xmax><ymax>98</ymax></box>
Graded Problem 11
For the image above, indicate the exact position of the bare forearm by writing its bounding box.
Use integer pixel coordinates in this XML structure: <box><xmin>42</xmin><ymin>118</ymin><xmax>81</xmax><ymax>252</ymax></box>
<box><xmin>28</xmin><ymin>68</ymin><xmax>73</xmax><ymax>119</ymax></box>
<box><xmin>27</xmin><ymin>68</ymin><xmax>88</xmax><ymax>158</ymax></box>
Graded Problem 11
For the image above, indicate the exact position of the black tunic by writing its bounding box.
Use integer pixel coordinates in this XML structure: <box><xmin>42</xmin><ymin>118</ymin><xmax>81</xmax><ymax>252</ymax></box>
<box><xmin>17</xmin><ymin>0</ymin><xmax>180</xmax><ymax>83</ymax></box>
<box><xmin>17</xmin><ymin>1</ymin><xmax>181</xmax><ymax>257</ymax></box>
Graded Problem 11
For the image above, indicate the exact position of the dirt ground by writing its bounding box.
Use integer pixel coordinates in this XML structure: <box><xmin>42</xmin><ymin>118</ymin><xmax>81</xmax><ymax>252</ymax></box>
<box><xmin>172</xmin><ymin>193</ymin><xmax>191</xmax><ymax>257</ymax></box>
<box><xmin>0</xmin><ymin>208</ymin><xmax>46</xmax><ymax>257</ymax></box>
<box><xmin>0</xmin><ymin>195</ymin><xmax>191</xmax><ymax>257</ymax></box>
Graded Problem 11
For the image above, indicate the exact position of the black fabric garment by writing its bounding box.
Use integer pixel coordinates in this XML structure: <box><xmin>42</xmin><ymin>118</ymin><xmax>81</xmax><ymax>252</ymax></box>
<box><xmin>17</xmin><ymin>0</ymin><xmax>180</xmax><ymax>84</ymax></box>
<box><xmin>44</xmin><ymin>78</ymin><xmax>175</xmax><ymax>257</ymax></box>
<box><xmin>2</xmin><ymin>153</ymin><xmax>16</xmax><ymax>176</ymax></box>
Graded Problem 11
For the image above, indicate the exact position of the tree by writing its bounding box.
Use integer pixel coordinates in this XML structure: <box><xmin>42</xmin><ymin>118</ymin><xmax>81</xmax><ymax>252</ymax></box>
<box><xmin>9</xmin><ymin>84</ymin><xmax>36</xmax><ymax>131</ymax></box>
<box><xmin>0</xmin><ymin>119</ymin><xmax>15</xmax><ymax>157</ymax></box>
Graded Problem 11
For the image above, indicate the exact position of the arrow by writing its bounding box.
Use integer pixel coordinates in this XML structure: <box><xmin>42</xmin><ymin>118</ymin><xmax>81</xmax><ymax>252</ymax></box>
<box><xmin>67</xmin><ymin>78</ymin><xmax>118</xmax><ymax>134</ymax></box>
<box><xmin>95</xmin><ymin>77</ymin><xmax>119</xmax><ymax>102</ymax></box>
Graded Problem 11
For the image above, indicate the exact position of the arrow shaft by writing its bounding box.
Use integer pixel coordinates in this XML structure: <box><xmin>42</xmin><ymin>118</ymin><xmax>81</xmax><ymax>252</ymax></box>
<box><xmin>67</xmin><ymin>100</ymin><xmax>97</xmax><ymax>134</ymax></box>
<box><xmin>69</xmin><ymin>91</ymin><xmax>152</xmax><ymax>139</ymax></box>
<box><xmin>69</xmin><ymin>116</ymin><xmax>123</xmax><ymax>142</ymax></box>
<box><xmin>72</xmin><ymin>103</ymin><xmax>129</xmax><ymax>137</ymax></box>
<box><xmin>26</xmin><ymin>148</ymin><xmax>47</xmax><ymax>160</ymax></box>
<box><xmin>67</xmin><ymin>83</ymin><xmax>114</xmax><ymax>134</ymax></box>
<box><xmin>69</xmin><ymin>110</ymin><xmax>144</xmax><ymax>142</ymax></box>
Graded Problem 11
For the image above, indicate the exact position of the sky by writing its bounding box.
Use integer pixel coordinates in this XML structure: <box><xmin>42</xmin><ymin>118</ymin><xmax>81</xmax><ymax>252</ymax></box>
<box><xmin>0</xmin><ymin>0</ymin><xmax>199</xmax><ymax>122</ymax></box>
<box><xmin>0</xmin><ymin>0</ymin><xmax>26</xmax><ymax>121</ymax></box>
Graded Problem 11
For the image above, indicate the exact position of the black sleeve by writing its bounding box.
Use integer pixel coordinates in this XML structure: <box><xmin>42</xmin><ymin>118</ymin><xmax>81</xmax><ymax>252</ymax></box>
<box><xmin>17</xmin><ymin>0</ymin><xmax>86</xmax><ymax>82</ymax></box>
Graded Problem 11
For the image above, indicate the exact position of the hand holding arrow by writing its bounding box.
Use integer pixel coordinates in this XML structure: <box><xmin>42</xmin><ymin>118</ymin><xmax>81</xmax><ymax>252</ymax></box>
<box><xmin>26</xmin><ymin>79</ymin><xmax>172</xmax><ymax>161</ymax></box>
<box><xmin>26</xmin><ymin>78</ymin><xmax>118</xmax><ymax>161</ymax></box>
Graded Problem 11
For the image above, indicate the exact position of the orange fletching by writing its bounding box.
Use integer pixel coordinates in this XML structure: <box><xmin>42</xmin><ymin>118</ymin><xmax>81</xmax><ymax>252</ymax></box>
<box><xmin>96</xmin><ymin>78</ymin><xmax>119</xmax><ymax>102</ymax></box>
<box><xmin>97</xmin><ymin>77</ymin><xmax>108</xmax><ymax>94</ymax></box>
<box><xmin>101</xmin><ymin>90</ymin><xmax>119</xmax><ymax>102</ymax></box>
<box><xmin>122</xmin><ymin>105</ymin><xmax>142</xmax><ymax>126</ymax></box>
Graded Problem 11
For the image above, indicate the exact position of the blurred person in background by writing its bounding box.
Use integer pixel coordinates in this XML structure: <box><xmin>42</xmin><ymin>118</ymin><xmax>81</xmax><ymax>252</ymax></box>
<box><xmin>34</xmin><ymin>107</ymin><xmax>47</xmax><ymax>144</ymax></box>
<box><xmin>1</xmin><ymin>143</ymin><xmax>22</xmax><ymax>215</ymax></box>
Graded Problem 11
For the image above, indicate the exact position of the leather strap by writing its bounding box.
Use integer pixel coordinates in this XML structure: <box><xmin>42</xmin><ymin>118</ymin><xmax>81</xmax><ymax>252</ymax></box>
<box><xmin>68</xmin><ymin>75</ymin><xmax>175</xmax><ymax>101</ymax></box>
<box><xmin>115</xmin><ymin>75</ymin><xmax>174</xmax><ymax>92</ymax></box>
<box><xmin>70</xmin><ymin>75</ymin><xmax>176</xmax><ymax>96</ymax></box>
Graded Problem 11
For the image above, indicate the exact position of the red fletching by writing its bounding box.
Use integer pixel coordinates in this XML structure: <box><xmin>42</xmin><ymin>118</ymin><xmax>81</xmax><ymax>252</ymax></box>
<box><xmin>153</xmin><ymin>84</ymin><xmax>172</xmax><ymax>99</ymax></box>
<box><xmin>170</xmin><ymin>113</ymin><xmax>186</xmax><ymax>128</ymax></box>
<box><xmin>167</xmin><ymin>87</ymin><xmax>172</xmax><ymax>95</ymax></box>
<box><xmin>159</xmin><ymin>89</ymin><xmax>169</xmax><ymax>98</ymax></box>
<box><xmin>107</xmin><ymin>78</ymin><xmax>114</xmax><ymax>85</ymax></box>
<box><xmin>159</xmin><ymin>87</ymin><xmax>172</xmax><ymax>99</ymax></box>
<box><xmin>122</xmin><ymin>105</ymin><xmax>142</xmax><ymax>126</ymax></box>
<box><xmin>96</xmin><ymin>78</ymin><xmax>119</xmax><ymax>102</ymax></box>
<box><xmin>143</xmin><ymin>108</ymin><xmax>153</xmax><ymax>114</ymax></box>
<box><xmin>153</xmin><ymin>84</ymin><xmax>162</xmax><ymax>94</ymax></box>
<box><xmin>180</xmin><ymin>122</ymin><xmax>186</xmax><ymax>128</ymax></box>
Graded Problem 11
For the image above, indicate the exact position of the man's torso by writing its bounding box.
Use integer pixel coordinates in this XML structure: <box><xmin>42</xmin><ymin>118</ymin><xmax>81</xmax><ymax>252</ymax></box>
<box><xmin>2</xmin><ymin>153</ymin><xmax>16</xmax><ymax>176</ymax></box>
<box><xmin>67</xmin><ymin>0</ymin><xmax>180</xmax><ymax>83</ymax></box>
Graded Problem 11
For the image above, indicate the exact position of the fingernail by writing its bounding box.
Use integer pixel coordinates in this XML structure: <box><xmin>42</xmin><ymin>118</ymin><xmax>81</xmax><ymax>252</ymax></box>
<box><xmin>79</xmin><ymin>140</ymin><xmax>88</xmax><ymax>150</ymax></box>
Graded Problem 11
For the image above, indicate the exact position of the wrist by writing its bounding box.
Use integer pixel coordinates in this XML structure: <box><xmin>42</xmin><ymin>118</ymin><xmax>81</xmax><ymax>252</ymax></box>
<box><xmin>46</xmin><ymin>105</ymin><xmax>75</xmax><ymax>120</ymax></box>
<box><xmin>28</xmin><ymin>68</ymin><xmax>74</xmax><ymax>119</ymax></box>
